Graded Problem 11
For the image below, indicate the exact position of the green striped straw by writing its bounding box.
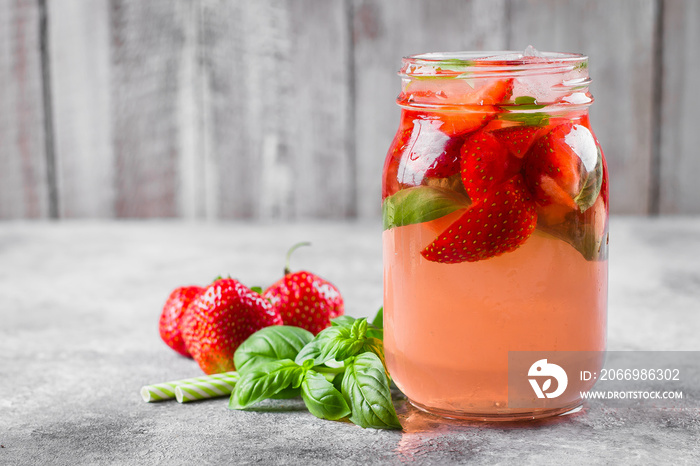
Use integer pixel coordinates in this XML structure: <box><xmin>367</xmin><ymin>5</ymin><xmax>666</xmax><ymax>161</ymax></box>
<box><xmin>175</xmin><ymin>372</ymin><xmax>240</xmax><ymax>403</ymax></box>
<box><xmin>140</xmin><ymin>372</ymin><xmax>238</xmax><ymax>402</ymax></box>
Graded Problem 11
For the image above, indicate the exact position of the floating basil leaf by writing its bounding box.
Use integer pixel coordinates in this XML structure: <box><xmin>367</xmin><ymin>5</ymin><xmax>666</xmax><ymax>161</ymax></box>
<box><xmin>574</xmin><ymin>146</ymin><xmax>603</xmax><ymax>212</ymax></box>
<box><xmin>498</xmin><ymin>111</ymin><xmax>550</xmax><ymax>126</ymax></box>
<box><xmin>383</xmin><ymin>186</ymin><xmax>470</xmax><ymax>230</ymax></box>
<box><xmin>502</xmin><ymin>96</ymin><xmax>547</xmax><ymax>111</ymax></box>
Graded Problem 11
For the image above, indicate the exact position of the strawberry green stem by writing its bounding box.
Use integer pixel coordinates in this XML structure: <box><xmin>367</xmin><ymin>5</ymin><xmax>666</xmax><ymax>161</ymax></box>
<box><xmin>284</xmin><ymin>242</ymin><xmax>311</xmax><ymax>275</ymax></box>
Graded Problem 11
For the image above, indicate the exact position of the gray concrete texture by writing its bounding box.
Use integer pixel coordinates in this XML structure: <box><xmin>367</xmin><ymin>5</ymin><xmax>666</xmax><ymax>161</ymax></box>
<box><xmin>1</xmin><ymin>219</ymin><xmax>699</xmax><ymax>464</ymax></box>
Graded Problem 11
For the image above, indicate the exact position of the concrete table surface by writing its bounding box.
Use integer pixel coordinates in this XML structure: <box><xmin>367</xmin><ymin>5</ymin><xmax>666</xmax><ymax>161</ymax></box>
<box><xmin>1</xmin><ymin>218</ymin><xmax>699</xmax><ymax>465</ymax></box>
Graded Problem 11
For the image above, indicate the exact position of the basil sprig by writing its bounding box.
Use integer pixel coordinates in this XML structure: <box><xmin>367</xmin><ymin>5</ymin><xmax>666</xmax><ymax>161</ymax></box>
<box><xmin>229</xmin><ymin>309</ymin><xmax>401</xmax><ymax>430</ymax></box>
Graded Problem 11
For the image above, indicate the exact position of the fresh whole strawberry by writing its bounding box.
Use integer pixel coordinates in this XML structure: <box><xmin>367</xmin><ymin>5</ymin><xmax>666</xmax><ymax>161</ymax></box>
<box><xmin>460</xmin><ymin>130</ymin><xmax>522</xmax><ymax>203</ymax></box>
<box><xmin>159</xmin><ymin>285</ymin><xmax>203</xmax><ymax>357</ymax></box>
<box><xmin>181</xmin><ymin>278</ymin><xmax>282</xmax><ymax>374</ymax></box>
<box><xmin>421</xmin><ymin>175</ymin><xmax>537</xmax><ymax>263</ymax></box>
<box><xmin>263</xmin><ymin>243</ymin><xmax>344</xmax><ymax>335</ymax></box>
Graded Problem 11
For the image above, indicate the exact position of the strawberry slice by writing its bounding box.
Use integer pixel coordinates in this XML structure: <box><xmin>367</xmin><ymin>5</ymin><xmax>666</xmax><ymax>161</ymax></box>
<box><xmin>398</xmin><ymin>79</ymin><xmax>514</xmax><ymax>137</ymax></box>
<box><xmin>524</xmin><ymin>123</ymin><xmax>603</xmax><ymax>213</ymax></box>
<box><xmin>427</xmin><ymin>110</ymin><xmax>491</xmax><ymax>137</ymax></box>
<box><xmin>493</xmin><ymin>126</ymin><xmax>544</xmax><ymax>158</ymax></box>
<box><xmin>472</xmin><ymin>78</ymin><xmax>514</xmax><ymax>105</ymax></box>
<box><xmin>423</xmin><ymin>136</ymin><xmax>463</xmax><ymax>178</ymax></box>
<box><xmin>382</xmin><ymin>122</ymin><xmax>413</xmax><ymax>199</ymax></box>
<box><xmin>421</xmin><ymin>175</ymin><xmax>537</xmax><ymax>263</ymax></box>
<box><xmin>460</xmin><ymin>130</ymin><xmax>522</xmax><ymax>203</ymax></box>
<box><xmin>385</xmin><ymin>113</ymin><xmax>466</xmax><ymax>191</ymax></box>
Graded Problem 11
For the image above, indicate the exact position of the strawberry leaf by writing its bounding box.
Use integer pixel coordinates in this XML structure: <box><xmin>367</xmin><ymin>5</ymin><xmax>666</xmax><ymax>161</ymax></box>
<box><xmin>383</xmin><ymin>186</ymin><xmax>470</xmax><ymax>231</ymax></box>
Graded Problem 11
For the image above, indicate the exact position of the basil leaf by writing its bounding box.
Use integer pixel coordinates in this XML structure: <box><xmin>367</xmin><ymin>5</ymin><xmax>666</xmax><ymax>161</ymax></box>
<box><xmin>536</xmin><ymin>213</ymin><xmax>608</xmax><ymax>262</ymax></box>
<box><xmin>318</xmin><ymin>327</ymin><xmax>359</xmax><ymax>363</ymax></box>
<box><xmin>332</xmin><ymin>372</ymin><xmax>344</xmax><ymax>394</ymax></box>
<box><xmin>498</xmin><ymin>111</ymin><xmax>550</xmax><ymax>126</ymax></box>
<box><xmin>367</xmin><ymin>308</ymin><xmax>384</xmax><ymax>340</ymax></box>
<box><xmin>301</xmin><ymin>370</ymin><xmax>351</xmax><ymax>421</ymax></box>
<box><xmin>341</xmin><ymin>353</ymin><xmax>402</xmax><ymax>429</ymax></box>
<box><xmin>436</xmin><ymin>58</ymin><xmax>475</xmax><ymax>71</ymax></box>
<box><xmin>270</xmin><ymin>386</ymin><xmax>301</xmax><ymax>399</ymax></box>
<box><xmin>330</xmin><ymin>315</ymin><xmax>356</xmax><ymax>328</ymax></box>
<box><xmin>574</xmin><ymin>146</ymin><xmax>603</xmax><ymax>212</ymax></box>
<box><xmin>350</xmin><ymin>318</ymin><xmax>368</xmax><ymax>340</ymax></box>
<box><xmin>366</xmin><ymin>327</ymin><xmax>383</xmax><ymax>341</ymax></box>
<box><xmin>371</xmin><ymin>307</ymin><xmax>383</xmax><ymax>330</ymax></box>
<box><xmin>502</xmin><ymin>96</ymin><xmax>546</xmax><ymax>111</ymax></box>
<box><xmin>295</xmin><ymin>326</ymin><xmax>340</xmax><ymax>365</ymax></box>
<box><xmin>229</xmin><ymin>359</ymin><xmax>303</xmax><ymax>409</ymax></box>
<box><xmin>234</xmin><ymin>326</ymin><xmax>314</xmax><ymax>373</ymax></box>
<box><xmin>515</xmin><ymin>96</ymin><xmax>537</xmax><ymax>105</ymax></box>
<box><xmin>362</xmin><ymin>337</ymin><xmax>385</xmax><ymax>363</ymax></box>
<box><xmin>362</xmin><ymin>337</ymin><xmax>390</xmax><ymax>381</ymax></box>
<box><xmin>383</xmin><ymin>186</ymin><xmax>469</xmax><ymax>230</ymax></box>
<box><xmin>295</xmin><ymin>340</ymin><xmax>325</xmax><ymax>366</ymax></box>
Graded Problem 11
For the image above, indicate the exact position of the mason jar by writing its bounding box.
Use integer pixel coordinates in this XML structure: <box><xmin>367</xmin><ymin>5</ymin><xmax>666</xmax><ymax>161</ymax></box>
<box><xmin>382</xmin><ymin>51</ymin><xmax>608</xmax><ymax>421</ymax></box>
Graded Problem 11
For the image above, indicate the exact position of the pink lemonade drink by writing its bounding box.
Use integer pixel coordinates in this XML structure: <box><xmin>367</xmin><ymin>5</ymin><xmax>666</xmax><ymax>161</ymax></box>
<box><xmin>382</xmin><ymin>50</ymin><xmax>608</xmax><ymax>420</ymax></box>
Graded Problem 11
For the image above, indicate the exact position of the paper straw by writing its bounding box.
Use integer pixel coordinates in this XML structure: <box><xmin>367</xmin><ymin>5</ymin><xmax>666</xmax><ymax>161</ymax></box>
<box><xmin>175</xmin><ymin>373</ymin><xmax>240</xmax><ymax>403</ymax></box>
<box><xmin>140</xmin><ymin>372</ymin><xmax>238</xmax><ymax>402</ymax></box>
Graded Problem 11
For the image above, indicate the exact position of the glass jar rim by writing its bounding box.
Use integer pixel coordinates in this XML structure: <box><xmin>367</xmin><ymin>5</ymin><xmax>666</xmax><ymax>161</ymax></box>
<box><xmin>400</xmin><ymin>51</ymin><xmax>588</xmax><ymax>78</ymax></box>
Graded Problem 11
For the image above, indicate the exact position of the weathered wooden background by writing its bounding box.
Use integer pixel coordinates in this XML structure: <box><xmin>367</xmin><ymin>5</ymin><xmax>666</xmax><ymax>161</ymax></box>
<box><xmin>0</xmin><ymin>0</ymin><xmax>698</xmax><ymax>219</ymax></box>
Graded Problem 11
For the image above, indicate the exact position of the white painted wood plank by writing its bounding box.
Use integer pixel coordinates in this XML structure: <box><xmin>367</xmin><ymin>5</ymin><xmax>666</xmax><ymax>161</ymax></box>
<box><xmin>659</xmin><ymin>0</ymin><xmax>700</xmax><ymax>214</ymax></box>
<box><xmin>176</xmin><ymin>0</ymin><xmax>208</xmax><ymax>219</ymax></box>
<box><xmin>109</xmin><ymin>0</ymin><xmax>197</xmax><ymax>218</ymax></box>
<box><xmin>351</xmin><ymin>0</ymin><xmax>509</xmax><ymax>219</ymax></box>
<box><xmin>508</xmin><ymin>0</ymin><xmax>656</xmax><ymax>214</ymax></box>
<box><xmin>48</xmin><ymin>0</ymin><xmax>113</xmax><ymax>218</ymax></box>
<box><xmin>202</xmin><ymin>0</ymin><xmax>354</xmax><ymax>219</ymax></box>
<box><xmin>0</xmin><ymin>0</ymin><xmax>49</xmax><ymax>218</ymax></box>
